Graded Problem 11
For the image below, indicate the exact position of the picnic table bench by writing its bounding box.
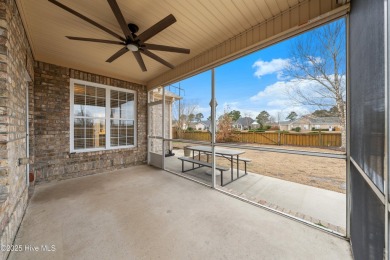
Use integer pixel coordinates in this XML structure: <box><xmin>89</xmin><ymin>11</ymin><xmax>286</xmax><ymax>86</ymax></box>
<box><xmin>178</xmin><ymin>157</ymin><xmax>230</xmax><ymax>186</ymax></box>
<box><xmin>178</xmin><ymin>146</ymin><xmax>250</xmax><ymax>186</ymax></box>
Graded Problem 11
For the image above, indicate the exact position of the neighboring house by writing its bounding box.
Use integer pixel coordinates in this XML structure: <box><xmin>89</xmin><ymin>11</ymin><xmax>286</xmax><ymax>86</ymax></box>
<box><xmin>251</xmin><ymin>122</ymin><xmax>260</xmax><ymax>129</ymax></box>
<box><xmin>277</xmin><ymin>121</ymin><xmax>292</xmax><ymax>131</ymax></box>
<box><xmin>191</xmin><ymin>120</ymin><xmax>211</xmax><ymax>131</ymax></box>
<box><xmin>289</xmin><ymin>116</ymin><xmax>341</xmax><ymax>131</ymax></box>
<box><xmin>233</xmin><ymin>117</ymin><xmax>254</xmax><ymax>130</ymax></box>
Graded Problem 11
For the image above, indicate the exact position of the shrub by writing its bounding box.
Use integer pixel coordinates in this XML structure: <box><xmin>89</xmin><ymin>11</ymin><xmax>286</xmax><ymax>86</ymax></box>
<box><xmin>269</xmin><ymin>126</ymin><xmax>280</xmax><ymax>131</ymax></box>
<box><xmin>187</xmin><ymin>127</ymin><xmax>194</xmax><ymax>131</ymax></box>
<box><xmin>293</xmin><ymin>127</ymin><xmax>301</xmax><ymax>132</ymax></box>
<box><xmin>216</xmin><ymin>112</ymin><xmax>238</xmax><ymax>142</ymax></box>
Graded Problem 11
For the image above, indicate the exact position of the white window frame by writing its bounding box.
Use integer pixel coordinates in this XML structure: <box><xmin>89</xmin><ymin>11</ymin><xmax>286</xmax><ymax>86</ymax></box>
<box><xmin>70</xmin><ymin>78</ymin><xmax>137</xmax><ymax>153</ymax></box>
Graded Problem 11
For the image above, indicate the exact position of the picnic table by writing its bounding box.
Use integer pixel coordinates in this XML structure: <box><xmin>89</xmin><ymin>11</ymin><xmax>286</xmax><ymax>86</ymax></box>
<box><xmin>178</xmin><ymin>145</ymin><xmax>250</xmax><ymax>186</ymax></box>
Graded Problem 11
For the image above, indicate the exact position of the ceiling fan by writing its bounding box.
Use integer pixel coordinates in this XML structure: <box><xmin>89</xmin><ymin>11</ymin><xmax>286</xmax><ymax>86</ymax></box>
<box><xmin>48</xmin><ymin>0</ymin><xmax>190</xmax><ymax>72</ymax></box>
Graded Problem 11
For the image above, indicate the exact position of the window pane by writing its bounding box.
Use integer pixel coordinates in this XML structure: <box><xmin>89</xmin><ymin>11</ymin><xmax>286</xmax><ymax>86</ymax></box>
<box><xmin>119</xmin><ymin>91</ymin><xmax>127</xmax><ymax>101</ymax></box>
<box><xmin>96</xmin><ymin>87</ymin><xmax>105</xmax><ymax>98</ymax></box>
<box><xmin>111</xmin><ymin>108</ymin><xmax>120</xmax><ymax>119</ymax></box>
<box><xmin>118</xmin><ymin>99</ymin><xmax>127</xmax><ymax>109</ymax></box>
<box><xmin>126</xmin><ymin>120</ymin><xmax>134</xmax><ymax>135</ymax></box>
<box><xmin>74</xmin><ymin>118</ymin><xmax>85</xmax><ymax>128</ymax></box>
<box><xmin>74</xmin><ymin>95</ymin><xmax>85</xmax><ymax>105</ymax></box>
<box><xmin>127</xmin><ymin>93</ymin><xmax>134</xmax><ymax>101</ymax></box>
<box><xmin>127</xmin><ymin>137</ymin><xmax>134</xmax><ymax>145</ymax></box>
<box><xmin>85</xmin><ymin>97</ymin><xmax>105</xmax><ymax>118</ymax></box>
<box><xmin>111</xmin><ymin>90</ymin><xmax>119</xmax><ymax>100</ymax></box>
<box><xmin>74</xmin><ymin>139</ymin><xmax>85</xmax><ymax>150</ymax></box>
<box><xmin>74</xmin><ymin>84</ymin><xmax>85</xmax><ymax>95</ymax></box>
<box><xmin>111</xmin><ymin>99</ymin><xmax>119</xmax><ymax>109</ymax></box>
<box><xmin>83</xmin><ymin>119</ymin><xmax>106</xmax><ymax>149</ymax></box>
<box><xmin>74</xmin><ymin>105</ymin><xmax>85</xmax><ymax>117</ymax></box>
<box><xmin>111</xmin><ymin>137</ymin><xmax>118</xmax><ymax>146</ymax></box>
<box><xmin>119</xmin><ymin>137</ymin><xmax>127</xmax><ymax>146</ymax></box>
<box><xmin>120</xmin><ymin>110</ymin><xmax>127</xmax><ymax>119</ymax></box>
<box><xmin>85</xmin><ymin>85</ymin><xmax>96</xmax><ymax>96</ymax></box>
<box><xmin>85</xmin><ymin>138</ymin><xmax>94</xmax><ymax>149</ymax></box>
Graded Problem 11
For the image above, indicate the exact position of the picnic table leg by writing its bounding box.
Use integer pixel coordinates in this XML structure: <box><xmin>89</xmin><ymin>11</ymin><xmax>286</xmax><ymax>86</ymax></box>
<box><xmin>236</xmin><ymin>155</ymin><xmax>239</xmax><ymax>178</ymax></box>
<box><xmin>192</xmin><ymin>150</ymin><xmax>195</xmax><ymax>169</ymax></box>
<box><xmin>221</xmin><ymin>171</ymin><xmax>223</xmax><ymax>186</ymax></box>
<box><xmin>230</xmin><ymin>155</ymin><xmax>233</xmax><ymax>182</ymax></box>
<box><xmin>182</xmin><ymin>159</ymin><xmax>184</xmax><ymax>172</ymax></box>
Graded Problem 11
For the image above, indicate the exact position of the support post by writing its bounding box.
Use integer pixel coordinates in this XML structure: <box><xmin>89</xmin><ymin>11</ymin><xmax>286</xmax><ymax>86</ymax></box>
<box><xmin>211</xmin><ymin>68</ymin><xmax>217</xmax><ymax>188</ymax></box>
<box><xmin>346</xmin><ymin>14</ymin><xmax>351</xmax><ymax>240</ymax></box>
<box><xmin>384</xmin><ymin>0</ymin><xmax>389</xmax><ymax>257</ymax></box>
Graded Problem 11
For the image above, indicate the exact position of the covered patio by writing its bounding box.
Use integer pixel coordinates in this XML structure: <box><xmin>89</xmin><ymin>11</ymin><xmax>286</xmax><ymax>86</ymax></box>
<box><xmin>9</xmin><ymin>165</ymin><xmax>351</xmax><ymax>260</ymax></box>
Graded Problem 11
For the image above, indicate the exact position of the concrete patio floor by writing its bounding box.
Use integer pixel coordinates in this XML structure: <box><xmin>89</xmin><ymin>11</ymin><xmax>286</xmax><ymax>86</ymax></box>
<box><xmin>9</xmin><ymin>165</ymin><xmax>351</xmax><ymax>260</ymax></box>
<box><xmin>165</xmin><ymin>150</ymin><xmax>346</xmax><ymax>232</ymax></box>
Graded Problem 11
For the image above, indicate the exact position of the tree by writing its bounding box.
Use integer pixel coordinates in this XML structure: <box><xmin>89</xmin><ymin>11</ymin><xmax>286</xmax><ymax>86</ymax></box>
<box><xmin>195</xmin><ymin>113</ymin><xmax>204</xmax><ymax>122</ymax></box>
<box><xmin>256</xmin><ymin>111</ymin><xmax>270</xmax><ymax>128</ymax></box>
<box><xmin>207</xmin><ymin>115</ymin><xmax>212</xmax><ymax>121</ymax></box>
<box><xmin>228</xmin><ymin>110</ymin><xmax>241</xmax><ymax>122</ymax></box>
<box><xmin>286</xmin><ymin>19</ymin><xmax>346</xmax><ymax>148</ymax></box>
<box><xmin>286</xmin><ymin>111</ymin><xmax>298</xmax><ymax>121</ymax></box>
<box><xmin>311</xmin><ymin>106</ymin><xmax>339</xmax><ymax>117</ymax></box>
<box><xmin>172</xmin><ymin>100</ymin><xmax>199</xmax><ymax>136</ymax></box>
<box><xmin>216</xmin><ymin>111</ymin><xmax>237</xmax><ymax>142</ymax></box>
<box><xmin>188</xmin><ymin>113</ymin><xmax>195</xmax><ymax>122</ymax></box>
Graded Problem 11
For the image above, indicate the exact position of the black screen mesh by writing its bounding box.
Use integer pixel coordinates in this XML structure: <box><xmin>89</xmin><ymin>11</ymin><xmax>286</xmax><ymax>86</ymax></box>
<box><xmin>350</xmin><ymin>0</ymin><xmax>385</xmax><ymax>192</ymax></box>
<box><xmin>349</xmin><ymin>0</ymin><xmax>386</xmax><ymax>257</ymax></box>
<box><xmin>351</xmin><ymin>165</ymin><xmax>385</xmax><ymax>260</ymax></box>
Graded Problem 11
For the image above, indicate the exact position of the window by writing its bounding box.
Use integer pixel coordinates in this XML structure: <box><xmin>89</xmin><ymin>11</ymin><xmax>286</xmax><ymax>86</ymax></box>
<box><xmin>70</xmin><ymin>79</ymin><xmax>136</xmax><ymax>152</ymax></box>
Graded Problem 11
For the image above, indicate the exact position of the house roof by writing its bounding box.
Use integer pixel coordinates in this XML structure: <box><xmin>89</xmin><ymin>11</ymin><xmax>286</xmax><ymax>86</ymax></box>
<box><xmin>199</xmin><ymin>120</ymin><xmax>211</xmax><ymax>127</ymax></box>
<box><xmin>16</xmin><ymin>0</ymin><xmax>349</xmax><ymax>88</ymax></box>
<box><xmin>189</xmin><ymin>120</ymin><xmax>211</xmax><ymax>128</ymax></box>
<box><xmin>278</xmin><ymin>121</ymin><xmax>292</xmax><ymax>125</ymax></box>
<box><xmin>309</xmin><ymin>117</ymin><xmax>340</xmax><ymax>125</ymax></box>
<box><xmin>292</xmin><ymin>116</ymin><xmax>341</xmax><ymax>125</ymax></box>
<box><xmin>234</xmin><ymin>117</ymin><xmax>254</xmax><ymax>126</ymax></box>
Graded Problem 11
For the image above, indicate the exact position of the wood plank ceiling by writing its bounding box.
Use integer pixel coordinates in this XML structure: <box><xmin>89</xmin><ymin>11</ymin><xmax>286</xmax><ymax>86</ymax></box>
<box><xmin>16</xmin><ymin>0</ymin><xmax>346</xmax><ymax>86</ymax></box>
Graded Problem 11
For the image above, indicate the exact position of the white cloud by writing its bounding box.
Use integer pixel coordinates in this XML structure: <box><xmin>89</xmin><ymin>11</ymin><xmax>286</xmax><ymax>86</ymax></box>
<box><xmin>248</xmin><ymin>76</ymin><xmax>344</xmax><ymax>119</ymax></box>
<box><xmin>252</xmin><ymin>58</ymin><xmax>290</xmax><ymax>78</ymax></box>
<box><xmin>306</xmin><ymin>56</ymin><xmax>324</xmax><ymax>66</ymax></box>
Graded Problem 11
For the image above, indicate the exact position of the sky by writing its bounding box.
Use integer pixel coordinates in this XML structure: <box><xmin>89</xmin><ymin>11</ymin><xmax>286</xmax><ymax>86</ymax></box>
<box><xmin>166</xmin><ymin>18</ymin><xmax>346</xmax><ymax>122</ymax></box>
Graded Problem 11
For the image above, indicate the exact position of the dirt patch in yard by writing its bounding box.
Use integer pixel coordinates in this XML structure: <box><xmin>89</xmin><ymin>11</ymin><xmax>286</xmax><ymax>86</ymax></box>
<box><xmin>173</xmin><ymin>142</ymin><xmax>346</xmax><ymax>193</ymax></box>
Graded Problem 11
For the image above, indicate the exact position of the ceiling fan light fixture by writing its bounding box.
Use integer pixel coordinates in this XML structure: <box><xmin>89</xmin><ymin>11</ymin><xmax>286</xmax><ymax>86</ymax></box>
<box><xmin>126</xmin><ymin>43</ymin><xmax>139</xmax><ymax>52</ymax></box>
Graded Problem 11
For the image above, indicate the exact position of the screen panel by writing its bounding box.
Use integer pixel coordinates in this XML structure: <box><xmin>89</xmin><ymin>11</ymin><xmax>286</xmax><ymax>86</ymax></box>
<box><xmin>350</xmin><ymin>164</ymin><xmax>385</xmax><ymax>260</ymax></box>
<box><xmin>350</xmin><ymin>0</ymin><xmax>385</xmax><ymax>192</ymax></box>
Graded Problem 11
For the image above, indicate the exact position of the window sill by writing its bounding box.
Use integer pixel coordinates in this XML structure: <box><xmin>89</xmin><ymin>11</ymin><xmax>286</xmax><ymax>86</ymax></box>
<box><xmin>70</xmin><ymin>145</ymin><xmax>138</xmax><ymax>154</ymax></box>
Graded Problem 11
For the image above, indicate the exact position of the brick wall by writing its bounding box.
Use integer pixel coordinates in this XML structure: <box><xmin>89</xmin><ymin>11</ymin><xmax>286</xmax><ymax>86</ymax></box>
<box><xmin>0</xmin><ymin>0</ymin><xmax>34</xmax><ymax>259</ymax></box>
<box><xmin>33</xmin><ymin>61</ymin><xmax>148</xmax><ymax>182</ymax></box>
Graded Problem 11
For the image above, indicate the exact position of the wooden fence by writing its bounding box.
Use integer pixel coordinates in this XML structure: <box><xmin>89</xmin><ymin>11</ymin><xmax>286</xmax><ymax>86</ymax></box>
<box><xmin>173</xmin><ymin>131</ymin><xmax>341</xmax><ymax>147</ymax></box>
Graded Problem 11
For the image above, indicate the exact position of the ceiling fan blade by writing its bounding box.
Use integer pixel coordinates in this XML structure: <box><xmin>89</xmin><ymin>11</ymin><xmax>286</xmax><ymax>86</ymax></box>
<box><xmin>141</xmin><ymin>49</ymin><xmax>174</xmax><ymax>69</ymax></box>
<box><xmin>106</xmin><ymin>47</ymin><xmax>129</xmax><ymax>63</ymax></box>
<box><xmin>133</xmin><ymin>52</ymin><xmax>147</xmax><ymax>72</ymax></box>
<box><xmin>138</xmin><ymin>14</ymin><xmax>176</xmax><ymax>42</ymax></box>
<box><xmin>66</xmin><ymin>36</ymin><xmax>124</xmax><ymax>45</ymax></box>
<box><xmin>107</xmin><ymin>0</ymin><xmax>133</xmax><ymax>41</ymax></box>
<box><xmin>143</xmin><ymin>43</ymin><xmax>190</xmax><ymax>54</ymax></box>
<box><xmin>48</xmin><ymin>0</ymin><xmax>124</xmax><ymax>41</ymax></box>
